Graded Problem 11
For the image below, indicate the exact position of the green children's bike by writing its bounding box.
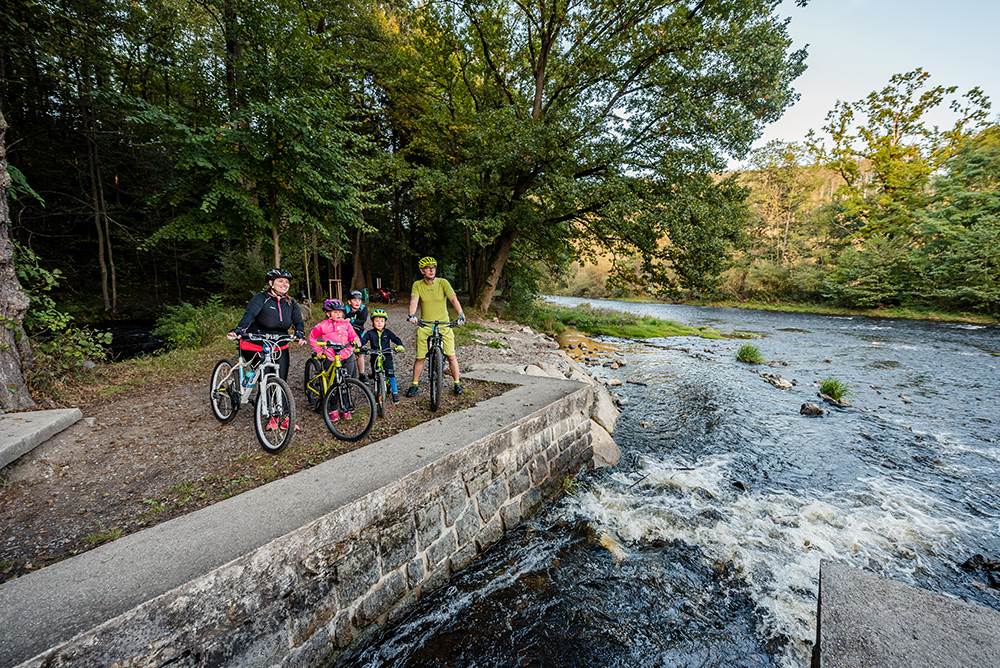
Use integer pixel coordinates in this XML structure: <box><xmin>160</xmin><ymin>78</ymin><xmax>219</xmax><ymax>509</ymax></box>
<box><xmin>303</xmin><ymin>342</ymin><xmax>376</xmax><ymax>442</ymax></box>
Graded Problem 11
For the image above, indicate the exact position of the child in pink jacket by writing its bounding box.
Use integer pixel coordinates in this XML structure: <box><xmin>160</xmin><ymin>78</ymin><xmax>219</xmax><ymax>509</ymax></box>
<box><xmin>309</xmin><ymin>299</ymin><xmax>361</xmax><ymax>421</ymax></box>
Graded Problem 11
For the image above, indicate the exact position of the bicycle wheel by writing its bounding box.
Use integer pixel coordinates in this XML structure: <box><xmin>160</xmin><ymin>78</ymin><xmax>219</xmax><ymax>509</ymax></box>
<box><xmin>429</xmin><ymin>348</ymin><xmax>444</xmax><ymax>411</ymax></box>
<box><xmin>209</xmin><ymin>359</ymin><xmax>240</xmax><ymax>423</ymax></box>
<box><xmin>303</xmin><ymin>357</ymin><xmax>324</xmax><ymax>412</ymax></box>
<box><xmin>254</xmin><ymin>375</ymin><xmax>296</xmax><ymax>453</ymax></box>
<box><xmin>374</xmin><ymin>371</ymin><xmax>387</xmax><ymax>418</ymax></box>
<box><xmin>322</xmin><ymin>377</ymin><xmax>376</xmax><ymax>442</ymax></box>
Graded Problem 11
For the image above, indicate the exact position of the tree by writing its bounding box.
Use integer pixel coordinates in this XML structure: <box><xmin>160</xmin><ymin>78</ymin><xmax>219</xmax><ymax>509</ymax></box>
<box><xmin>745</xmin><ymin>140</ymin><xmax>812</xmax><ymax>264</ymax></box>
<box><xmin>370</xmin><ymin>0</ymin><xmax>807</xmax><ymax>310</ymax></box>
<box><xmin>811</xmin><ymin>68</ymin><xmax>991</xmax><ymax>238</ymax></box>
<box><xmin>0</xmin><ymin>111</ymin><xmax>36</xmax><ymax>411</ymax></box>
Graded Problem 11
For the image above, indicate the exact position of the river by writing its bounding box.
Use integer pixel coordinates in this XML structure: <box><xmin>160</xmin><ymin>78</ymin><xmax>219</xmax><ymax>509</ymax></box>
<box><xmin>342</xmin><ymin>297</ymin><xmax>1000</xmax><ymax>667</ymax></box>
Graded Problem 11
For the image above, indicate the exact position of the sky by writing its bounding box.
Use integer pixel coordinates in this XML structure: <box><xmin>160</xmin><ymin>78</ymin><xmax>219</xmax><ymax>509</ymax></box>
<box><xmin>743</xmin><ymin>0</ymin><xmax>1000</xmax><ymax>161</ymax></box>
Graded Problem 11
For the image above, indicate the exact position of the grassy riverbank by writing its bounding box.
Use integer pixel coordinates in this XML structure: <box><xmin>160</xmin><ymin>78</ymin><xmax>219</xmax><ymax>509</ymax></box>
<box><xmin>568</xmin><ymin>294</ymin><xmax>998</xmax><ymax>325</ymax></box>
<box><xmin>511</xmin><ymin>302</ymin><xmax>723</xmax><ymax>339</ymax></box>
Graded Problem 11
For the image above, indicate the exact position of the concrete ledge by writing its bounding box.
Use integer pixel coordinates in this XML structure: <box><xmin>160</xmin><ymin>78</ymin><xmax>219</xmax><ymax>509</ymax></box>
<box><xmin>0</xmin><ymin>409</ymin><xmax>82</xmax><ymax>470</ymax></box>
<box><xmin>0</xmin><ymin>371</ymin><xmax>592</xmax><ymax>667</ymax></box>
<box><xmin>815</xmin><ymin>560</ymin><xmax>1000</xmax><ymax>667</ymax></box>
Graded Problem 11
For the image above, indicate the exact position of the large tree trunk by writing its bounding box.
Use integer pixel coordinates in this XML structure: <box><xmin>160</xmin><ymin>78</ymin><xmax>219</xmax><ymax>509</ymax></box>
<box><xmin>472</xmin><ymin>227</ymin><xmax>517</xmax><ymax>313</ymax></box>
<box><xmin>271</xmin><ymin>221</ymin><xmax>280</xmax><ymax>268</ymax></box>
<box><xmin>0</xmin><ymin>111</ymin><xmax>36</xmax><ymax>410</ymax></box>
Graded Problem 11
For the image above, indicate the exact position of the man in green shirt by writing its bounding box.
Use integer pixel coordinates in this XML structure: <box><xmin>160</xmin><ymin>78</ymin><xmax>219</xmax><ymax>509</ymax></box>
<box><xmin>406</xmin><ymin>256</ymin><xmax>467</xmax><ymax>396</ymax></box>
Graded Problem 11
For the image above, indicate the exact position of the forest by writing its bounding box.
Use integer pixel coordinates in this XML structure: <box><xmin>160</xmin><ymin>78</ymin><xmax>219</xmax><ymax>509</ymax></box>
<box><xmin>557</xmin><ymin>69</ymin><xmax>1000</xmax><ymax>316</ymax></box>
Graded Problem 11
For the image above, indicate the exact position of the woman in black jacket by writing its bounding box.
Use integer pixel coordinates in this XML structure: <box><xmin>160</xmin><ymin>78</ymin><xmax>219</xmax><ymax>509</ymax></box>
<box><xmin>227</xmin><ymin>268</ymin><xmax>306</xmax><ymax>381</ymax></box>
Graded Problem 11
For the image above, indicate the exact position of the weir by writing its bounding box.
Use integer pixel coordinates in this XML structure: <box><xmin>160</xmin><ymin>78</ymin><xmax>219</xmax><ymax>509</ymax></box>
<box><xmin>0</xmin><ymin>371</ymin><xmax>599</xmax><ymax>668</ymax></box>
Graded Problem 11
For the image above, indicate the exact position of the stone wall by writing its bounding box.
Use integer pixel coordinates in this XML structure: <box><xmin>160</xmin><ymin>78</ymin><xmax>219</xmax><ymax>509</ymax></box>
<box><xmin>6</xmin><ymin>373</ymin><xmax>595</xmax><ymax>667</ymax></box>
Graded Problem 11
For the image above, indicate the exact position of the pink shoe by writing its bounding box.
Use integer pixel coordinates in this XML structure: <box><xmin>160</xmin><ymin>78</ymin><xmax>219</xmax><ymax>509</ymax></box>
<box><xmin>280</xmin><ymin>417</ymin><xmax>292</xmax><ymax>431</ymax></box>
<box><xmin>342</xmin><ymin>411</ymin><xmax>352</xmax><ymax>421</ymax></box>
<box><xmin>328</xmin><ymin>410</ymin><xmax>340</xmax><ymax>423</ymax></box>
<box><xmin>265</xmin><ymin>417</ymin><xmax>280</xmax><ymax>430</ymax></box>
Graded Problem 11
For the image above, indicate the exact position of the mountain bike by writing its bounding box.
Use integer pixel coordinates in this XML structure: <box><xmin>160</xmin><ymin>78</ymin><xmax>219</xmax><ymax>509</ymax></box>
<box><xmin>418</xmin><ymin>319</ymin><xmax>459</xmax><ymax>412</ymax></box>
<box><xmin>303</xmin><ymin>342</ymin><xmax>376</xmax><ymax>442</ymax></box>
<box><xmin>367</xmin><ymin>346</ymin><xmax>391</xmax><ymax>418</ymax></box>
<box><xmin>209</xmin><ymin>334</ymin><xmax>297</xmax><ymax>453</ymax></box>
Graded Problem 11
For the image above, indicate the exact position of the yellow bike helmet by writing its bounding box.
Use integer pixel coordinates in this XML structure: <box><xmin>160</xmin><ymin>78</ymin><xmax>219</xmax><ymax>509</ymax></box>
<box><xmin>418</xmin><ymin>256</ymin><xmax>437</xmax><ymax>269</ymax></box>
<box><xmin>371</xmin><ymin>309</ymin><xmax>389</xmax><ymax>320</ymax></box>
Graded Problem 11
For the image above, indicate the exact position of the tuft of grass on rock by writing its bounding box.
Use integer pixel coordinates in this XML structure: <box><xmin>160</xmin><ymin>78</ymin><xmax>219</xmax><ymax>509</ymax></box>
<box><xmin>83</xmin><ymin>527</ymin><xmax>123</xmax><ymax>546</ymax></box>
<box><xmin>736</xmin><ymin>344</ymin><xmax>765</xmax><ymax>364</ymax></box>
<box><xmin>819</xmin><ymin>377</ymin><xmax>851</xmax><ymax>402</ymax></box>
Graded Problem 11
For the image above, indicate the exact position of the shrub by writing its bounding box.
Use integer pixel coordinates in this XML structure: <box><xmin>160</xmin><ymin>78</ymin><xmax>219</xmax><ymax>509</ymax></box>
<box><xmin>819</xmin><ymin>377</ymin><xmax>851</xmax><ymax>402</ymax></box>
<box><xmin>153</xmin><ymin>297</ymin><xmax>243</xmax><ymax>350</ymax></box>
<box><xmin>736</xmin><ymin>344</ymin><xmax>765</xmax><ymax>364</ymax></box>
<box><xmin>14</xmin><ymin>244</ymin><xmax>112</xmax><ymax>391</ymax></box>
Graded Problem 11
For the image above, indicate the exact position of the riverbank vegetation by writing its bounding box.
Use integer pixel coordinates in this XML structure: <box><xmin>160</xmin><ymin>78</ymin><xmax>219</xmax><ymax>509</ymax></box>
<box><xmin>818</xmin><ymin>378</ymin><xmax>851</xmax><ymax>403</ymax></box>
<box><xmin>550</xmin><ymin>70</ymin><xmax>1000</xmax><ymax>320</ymax></box>
<box><xmin>509</xmin><ymin>302</ymin><xmax>721</xmax><ymax>340</ymax></box>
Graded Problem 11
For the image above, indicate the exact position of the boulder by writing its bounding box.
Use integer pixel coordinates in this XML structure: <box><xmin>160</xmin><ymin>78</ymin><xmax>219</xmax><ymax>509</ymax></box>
<box><xmin>523</xmin><ymin>364</ymin><xmax>548</xmax><ymax>378</ymax></box>
<box><xmin>604</xmin><ymin>378</ymin><xmax>623</xmax><ymax>387</ymax></box>
<box><xmin>819</xmin><ymin>392</ymin><xmax>851</xmax><ymax>408</ymax></box>
<box><xmin>590</xmin><ymin>419</ymin><xmax>621</xmax><ymax>468</ymax></box>
<box><xmin>591</xmin><ymin>385</ymin><xmax>620</xmax><ymax>433</ymax></box>
<box><xmin>800</xmin><ymin>402</ymin><xmax>824</xmax><ymax>416</ymax></box>
<box><xmin>538</xmin><ymin>362</ymin><xmax>565</xmax><ymax>379</ymax></box>
<box><xmin>567</xmin><ymin>367</ymin><xmax>596</xmax><ymax>385</ymax></box>
<box><xmin>762</xmin><ymin>373</ymin><xmax>794</xmax><ymax>390</ymax></box>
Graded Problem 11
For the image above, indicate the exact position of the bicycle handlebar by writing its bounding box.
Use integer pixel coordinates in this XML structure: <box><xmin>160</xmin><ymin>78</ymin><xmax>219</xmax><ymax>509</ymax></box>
<box><xmin>237</xmin><ymin>333</ymin><xmax>298</xmax><ymax>345</ymax></box>
<box><xmin>417</xmin><ymin>319</ymin><xmax>461</xmax><ymax>327</ymax></box>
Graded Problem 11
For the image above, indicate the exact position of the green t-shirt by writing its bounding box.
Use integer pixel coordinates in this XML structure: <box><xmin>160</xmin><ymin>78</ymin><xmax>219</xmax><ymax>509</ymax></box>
<box><xmin>411</xmin><ymin>278</ymin><xmax>455</xmax><ymax>322</ymax></box>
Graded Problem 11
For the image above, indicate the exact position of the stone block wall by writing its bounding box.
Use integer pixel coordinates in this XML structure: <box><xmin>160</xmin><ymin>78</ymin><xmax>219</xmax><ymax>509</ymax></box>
<box><xmin>17</xmin><ymin>381</ymin><xmax>594</xmax><ymax>667</ymax></box>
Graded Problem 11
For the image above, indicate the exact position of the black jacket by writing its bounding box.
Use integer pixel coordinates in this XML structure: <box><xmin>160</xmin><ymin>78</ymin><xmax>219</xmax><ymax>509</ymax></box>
<box><xmin>360</xmin><ymin>327</ymin><xmax>403</xmax><ymax>354</ymax></box>
<box><xmin>234</xmin><ymin>291</ymin><xmax>305</xmax><ymax>338</ymax></box>
<box><xmin>347</xmin><ymin>304</ymin><xmax>369</xmax><ymax>335</ymax></box>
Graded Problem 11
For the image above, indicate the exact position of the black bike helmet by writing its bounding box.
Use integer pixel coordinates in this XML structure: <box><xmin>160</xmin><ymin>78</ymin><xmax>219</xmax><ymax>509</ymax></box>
<box><xmin>349</xmin><ymin>290</ymin><xmax>363</xmax><ymax>300</ymax></box>
<box><xmin>266</xmin><ymin>268</ymin><xmax>292</xmax><ymax>282</ymax></box>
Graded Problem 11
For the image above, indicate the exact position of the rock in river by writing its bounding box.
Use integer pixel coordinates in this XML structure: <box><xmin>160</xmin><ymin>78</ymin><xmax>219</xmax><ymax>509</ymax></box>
<box><xmin>800</xmin><ymin>402</ymin><xmax>824</xmax><ymax>417</ymax></box>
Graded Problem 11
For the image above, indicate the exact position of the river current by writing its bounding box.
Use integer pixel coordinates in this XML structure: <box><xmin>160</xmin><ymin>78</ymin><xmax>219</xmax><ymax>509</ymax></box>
<box><xmin>343</xmin><ymin>298</ymin><xmax>1000</xmax><ymax>667</ymax></box>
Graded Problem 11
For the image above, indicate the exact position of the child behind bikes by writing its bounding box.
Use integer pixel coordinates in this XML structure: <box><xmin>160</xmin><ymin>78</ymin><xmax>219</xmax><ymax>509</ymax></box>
<box><xmin>308</xmin><ymin>299</ymin><xmax>361</xmax><ymax>422</ymax></box>
<box><xmin>360</xmin><ymin>308</ymin><xmax>405</xmax><ymax>403</ymax></box>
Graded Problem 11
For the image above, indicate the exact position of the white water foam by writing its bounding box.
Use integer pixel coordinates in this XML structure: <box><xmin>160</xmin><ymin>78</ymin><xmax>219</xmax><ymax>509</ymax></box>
<box><xmin>567</xmin><ymin>455</ymin><xmax>986</xmax><ymax>666</ymax></box>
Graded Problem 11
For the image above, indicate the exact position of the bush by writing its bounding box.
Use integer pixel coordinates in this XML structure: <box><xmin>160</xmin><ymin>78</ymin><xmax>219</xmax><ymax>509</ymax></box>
<box><xmin>14</xmin><ymin>245</ymin><xmax>112</xmax><ymax>391</ymax></box>
<box><xmin>819</xmin><ymin>377</ymin><xmax>851</xmax><ymax>402</ymax></box>
<box><xmin>153</xmin><ymin>297</ymin><xmax>243</xmax><ymax>350</ymax></box>
<box><xmin>505</xmin><ymin>301</ymin><xmax>721</xmax><ymax>339</ymax></box>
<box><xmin>736</xmin><ymin>344</ymin><xmax>765</xmax><ymax>364</ymax></box>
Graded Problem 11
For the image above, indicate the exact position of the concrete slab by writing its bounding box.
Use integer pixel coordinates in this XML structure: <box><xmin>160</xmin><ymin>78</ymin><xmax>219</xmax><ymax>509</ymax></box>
<box><xmin>0</xmin><ymin>371</ymin><xmax>588</xmax><ymax>667</ymax></box>
<box><xmin>0</xmin><ymin>409</ymin><xmax>82</xmax><ymax>470</ymax></box>
<box><xmin>816</xmin><ymin>560</ymin><xmax>1000</xmax><ymax>667</ymax></box>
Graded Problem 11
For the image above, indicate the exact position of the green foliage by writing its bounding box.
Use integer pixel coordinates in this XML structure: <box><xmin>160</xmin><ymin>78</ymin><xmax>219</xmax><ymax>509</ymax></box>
<box><xmin>819</xmin><ymin>377</ymin><xmax>851</xmax><ymax>402</ymax></box>
<box><xmin>152</xmin><ymin>297</ymin><xmax>243</xmax><ymax>350</ymax></box>
<box><xmin>13</xmin><ymin>245</ymin><xmax>112</xmax><ymax>390</ymax></box>
<box><xmin>515</xmin><ymin>302</ymin><xmax>721</xmax><ymax>340</ymax></box>
<box><xmin>736</xmin><ymin>344</ymin><xmax>765</xmax><ymax>364</ymax></box>
<box><xmin>216</xmin><ymin>246</ymin><xmax>272</xmax><ymax>302</ymax></box>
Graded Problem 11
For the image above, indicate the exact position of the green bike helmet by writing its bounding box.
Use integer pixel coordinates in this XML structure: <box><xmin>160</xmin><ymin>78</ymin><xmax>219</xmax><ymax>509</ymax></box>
<box><xmin>371</xmin><ymin>309</ymin><xmax>389</xmax><ymax>320</ymax></box>
<box><xmin>418</xmin><ymin>256</ymin><xmax>437</xmax><ymax>269</ymax></box>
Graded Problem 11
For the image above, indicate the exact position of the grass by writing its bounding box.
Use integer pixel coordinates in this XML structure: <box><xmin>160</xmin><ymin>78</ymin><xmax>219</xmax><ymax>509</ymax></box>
<box><xmin>699</xmin><ymin>299</ymin><xmax>998</xmax><ymax>326</ymax></box>
<box><xmin>819</xmin><ymin>377</ymin><xmax>851</xmax><ymax>402</ymax></box>
<box><xmin>517</xmin><ymin>302</ymin><xmax>722</xmax><ymax>340</ymax></box>
<box><xmin>83</xmin><ymin>527</ymin><xmax>123</xmax><ymax>546</ymax></box>
<box><xmin>736</xmin><ymin>344</ymin><xmax>765</xmax><ymax>364</ymax></box>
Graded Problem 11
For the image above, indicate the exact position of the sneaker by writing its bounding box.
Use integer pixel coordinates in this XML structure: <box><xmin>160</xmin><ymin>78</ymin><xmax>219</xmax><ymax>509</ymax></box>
<box><xmin>265</xmin><ymin>416</ymin><xmax>280</xmax><ymax>430</ymax></box>
<box><xmin>280</xmin><ymin>417</ymin><xmax>289</xmax><ymax>430</ymax></box>
<box><xmin>342</xmin><ymin>411</ymin><xmax>352</xmax><ymax>421</ymax></box>
<box><xmin>392</xmin><ymin>392</ymin><xmax>400</xmax><ymax>404</ymax></box>
<box><xmin>328</xmin><ymin>410</ymin><xmax>340</xmax><ymax>423</ymax></box>
<box><xmin>405</xmin><ymin>385</ymin><xmax>420</xmax><ymax>397</ymax></box>
<box><xmin>453</xmin><ymin>383</ymin><xmax>463</xmax><ymax>395</ymax></box>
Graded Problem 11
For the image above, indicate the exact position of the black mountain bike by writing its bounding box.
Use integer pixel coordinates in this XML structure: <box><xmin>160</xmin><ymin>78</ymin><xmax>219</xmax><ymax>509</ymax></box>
<box><xmin>419</xmin><ymin>319</ymin><xmax>459</xmax><ymax>411</ymax></box>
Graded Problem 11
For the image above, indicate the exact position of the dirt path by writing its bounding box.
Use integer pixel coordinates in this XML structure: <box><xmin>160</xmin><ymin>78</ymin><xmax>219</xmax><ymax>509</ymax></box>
<box><xmin>2</xmin><ymin>304</ymin><xmax>572</xmax><ymax>582</ymax></box>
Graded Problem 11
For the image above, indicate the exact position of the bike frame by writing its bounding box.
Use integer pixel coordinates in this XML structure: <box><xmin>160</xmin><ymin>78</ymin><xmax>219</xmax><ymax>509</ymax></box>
<box><xmin>307</xmin><ymin>342</ymin><xmax>355</xmax><ymax>408</ymax></box>
<box><xmin>220</xmin><ymin>334</ymin><xmax>294</xmax><ymax>410</ymax></box>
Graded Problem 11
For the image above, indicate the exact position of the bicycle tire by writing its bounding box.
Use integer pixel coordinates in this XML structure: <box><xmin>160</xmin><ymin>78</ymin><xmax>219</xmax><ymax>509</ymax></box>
<box><xmin>375</xmin><ymin>372</ymin><xmax>387</xmax><ymax>418</ymax></box>
<box><xmin>429</xmin><ymin>348</ymin><xmax>443</xmax><ymax>411</ymax></box>
<box><xmin>303</xmin><ymin>357</ymin><xmax>324</xmax><ymax>412</ymax></box>
<box><xmin>209</xmin><ymin>359</ymin><xmax>240</xmax><ymax>423</ymax></box>
<box><xmin>322</xmin><ymin>377</ymin><xmax>376</xmax><ymax>442</ymax></box>
<box><xmin>254</xmin><ymin>375</ymin><xmax>296</xmax><ymax>453</ymax></box>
